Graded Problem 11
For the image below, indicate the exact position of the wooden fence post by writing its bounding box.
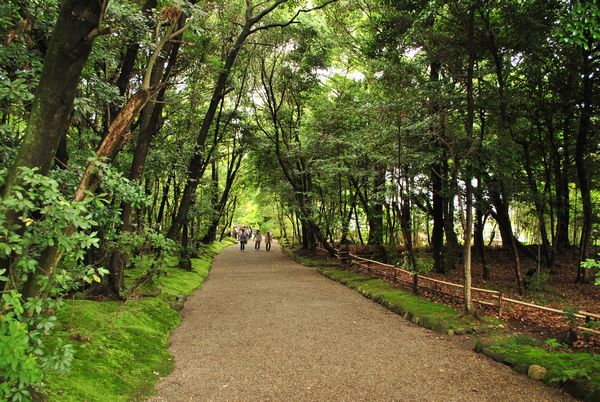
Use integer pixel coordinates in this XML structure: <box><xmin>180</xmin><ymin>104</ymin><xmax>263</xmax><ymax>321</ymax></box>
<box><xmin>412</xmin><ymin>273</ymin><xmax>418</xmax><ymax>294</ymax></box>
<box><xmin>498</xmin><ymin>292</ymin><xmax>504</xmax><ymax>317</ymax></box>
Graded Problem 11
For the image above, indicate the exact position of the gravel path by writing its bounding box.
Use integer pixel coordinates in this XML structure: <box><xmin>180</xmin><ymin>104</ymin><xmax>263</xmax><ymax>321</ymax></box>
<box><xmin>148</xmin><ymin>242</ymin><xmax>572</xmax><ymax>402</ymax></box>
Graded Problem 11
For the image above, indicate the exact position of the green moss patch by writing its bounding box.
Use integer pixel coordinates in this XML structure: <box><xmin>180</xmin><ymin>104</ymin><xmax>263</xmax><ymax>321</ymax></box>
<box><xmin>476</xmin><ymin>336</ymin><xmax>600</xmax><ymax>401</ymax></box>
<box><xmin>43</xmin><ymin>239</ymin><xmax>234</xmax><ymax>402</ymax></box>
<box><xmin>158</xmin><ymin>240</ymin><xmax>234</xmax><ymax>299</ymax></box>
<box><xmin>319</xmin><ymin>268</ymin><xmax>497</xmax><ymax>334</ymax></box>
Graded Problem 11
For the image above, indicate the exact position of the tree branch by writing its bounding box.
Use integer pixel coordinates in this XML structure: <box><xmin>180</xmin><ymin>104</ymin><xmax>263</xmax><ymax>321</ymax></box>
<box><xmin>249</xmin><ymin>0</ymin><xmax>338</xmax><ymax>34</ymax></box>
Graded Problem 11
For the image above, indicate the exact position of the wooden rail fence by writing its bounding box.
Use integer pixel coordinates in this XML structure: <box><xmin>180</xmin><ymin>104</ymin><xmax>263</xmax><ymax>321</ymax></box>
<box><xmin>319</xmin><ymin>246</ymin><xmax>600</xmax><ymax>336</ymax></box>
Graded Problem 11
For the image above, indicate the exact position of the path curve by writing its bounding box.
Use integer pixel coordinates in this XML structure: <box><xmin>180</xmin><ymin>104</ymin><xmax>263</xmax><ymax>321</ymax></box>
<box><xmin>148</xmin><ymin>242</ymin><xmax>571</xmax><ymax>401</ymax></box>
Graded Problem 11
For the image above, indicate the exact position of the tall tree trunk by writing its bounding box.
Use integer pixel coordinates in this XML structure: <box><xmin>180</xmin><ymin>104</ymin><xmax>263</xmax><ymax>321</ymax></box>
<box><xmin>1</xmin><ymin>0</ymin><xmax>105</xmax><ymax>291</ymax></box>
<box><xmin>156</xmin><ymin>174</ymin><xmax>172</xmax><ymax>227</ymax></box>
<box><xmin>202</xmin><ymin>159</ymin><xmax>221</xmax><ymax>243</ymax></box>
<box><xmin>443</xmin><ymin>161</ymin><xmax>459</xmax><ymax>271</ymax></box>
<box><xmin>522</xmin><ymin>141</ymin><xmax>553</xmax><ymax>270</ymax></box>
<box><xmin>2</xmin><ymin>0</ymin><xmax>105</xmax><ymax>196</ymax></box>
<box><xmin>463</xmin><ymin>6</ymin><xmax>475</xmax><ymax>315</ymax></box>
<box><xmin>491</xmin><ymin>188</ymin><xmax>525</xmax><ymax>295</ymax></box>
<box><xmin>107</xmin><ymin>20</ymin><xmax>185</xmax><ymax>295</ymax></box>
<box><xmin>167</xmin><ymin>3</ymin><xmax>283</xmax><ymax>239</ymax></box>
<box><xmin>489</xmin><ymin>35</ymin><xmax>525</xmax><ymax>294</ymax></box>
<box><xmin>464</xmin><ymin>179</ymin><xmax>474</xmax><ymax>315</ymax></box>
<box><xmin>546</xmin><ymin>112</ymin><xmax>571</xmax><ymax>250</ymax></box>
<box><xmin>575</xmin><ymin>43</ymin><xmax>593</xmax><ymax>283</ymax></box>
<box><xmin>22</xmin><ymin>89</ymin><xmax>151</xmax><ymax>299</ymax></box>
<box><xmin>354</xmin><ymin>204</ymin><xmax>364</xmax><ymax>246</ymax></box>
<box><xmin>431</xmin><ymin>164</ymin><xmax>445</xmax><ymax>273</ymax></box>
<box><xmin>204</xmin><ymin>149</ymin><xmax>243</xmax><ymax>244</ymax></box>
<box><xmin>474</xmin><ymin>197</ymin><xmax>488</xmax><ymax>280</ymax></box>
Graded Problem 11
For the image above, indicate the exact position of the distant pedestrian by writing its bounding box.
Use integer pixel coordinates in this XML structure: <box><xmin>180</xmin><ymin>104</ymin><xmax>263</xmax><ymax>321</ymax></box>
<box><xmin>265</xmin><ymin>231</ymin><xmax>272</xmax><ymax>251</ymax></box>
<box><xmin>254</xmin><ymin>230</ymin><xmax>262</xmax><ymax>251</ymax></box>
<box><xmin>239</xmin><ymin>231</ymin><xmax>247</xmax><ymax>251</ymax></box>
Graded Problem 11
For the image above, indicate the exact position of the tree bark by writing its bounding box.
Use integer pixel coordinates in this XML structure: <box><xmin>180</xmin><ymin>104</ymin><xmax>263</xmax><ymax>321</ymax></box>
<box><xmin>575</xmin><ymin>43</ymin><xmax>593</xmax><ymax>283</ymax></box>
<box><xmin>2</xmin><ymin>0</ymin><xmax>105</xmax><ymax>196</ymax></box>
<box><xmin>490</xmin><ymin>187</ymin><xmax>525</xmax><ymax>295</ymax></box>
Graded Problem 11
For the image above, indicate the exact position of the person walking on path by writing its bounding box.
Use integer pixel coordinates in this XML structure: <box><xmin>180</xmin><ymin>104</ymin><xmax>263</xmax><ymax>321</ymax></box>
<box><xmin>239</xmin><ymin>231</ymin><xmax>247</xmax><ymax>251</ymax></box>
<box><xmin>265</xmin><ymin>231</ymin><xmax>272</xmax><ymax>251</ymax></box>
<box><xmin>254</xmin><ymin>230</ymin><xmax>262</xmax><ymax>251</ymax></box>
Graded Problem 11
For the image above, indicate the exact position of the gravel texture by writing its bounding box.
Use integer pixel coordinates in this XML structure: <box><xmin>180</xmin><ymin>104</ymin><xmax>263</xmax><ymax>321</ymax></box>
<box><xmin>148</xmin><ymin>242</ymin><xmax>572</xmax><ymax>402</ymax></box>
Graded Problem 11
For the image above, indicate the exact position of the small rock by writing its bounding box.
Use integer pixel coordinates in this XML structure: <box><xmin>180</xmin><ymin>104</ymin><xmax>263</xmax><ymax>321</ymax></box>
<box><xmin>527</xmin><ymin>364</ymin><xmax>547</xmax><ymax>381</ymax></box>
<box><xmin>447</xmin><ymin>329</ymin><xmax>455</xmax><ymax>336</ymax></box>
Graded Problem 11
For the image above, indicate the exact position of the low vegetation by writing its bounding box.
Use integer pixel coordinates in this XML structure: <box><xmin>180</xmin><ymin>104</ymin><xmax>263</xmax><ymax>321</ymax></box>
<box><xmin>41</xmin><ymin>240</ymin><xmax>233</xmax><ymax>402</ymax></box>
<box><xmin>476</xmin><ymin>336</ymin><xmax>600</xmax><ymax>400</ymax></box>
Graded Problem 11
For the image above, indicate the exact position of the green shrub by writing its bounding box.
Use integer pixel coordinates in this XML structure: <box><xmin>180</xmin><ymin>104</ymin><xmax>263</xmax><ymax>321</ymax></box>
<box><xmin>525</xmin><ymin>270</ymin><xmax>550</xmax><ymax>292</ymax></box>
<box><xmin>0</xmin><ymin>165</ymin><xmax>147</xmax><ymax>400</ymax></box>
<box><xmin>581</xmin><ymin>258</ymin><xmax>600</xmax><ymax>286</ymax></box>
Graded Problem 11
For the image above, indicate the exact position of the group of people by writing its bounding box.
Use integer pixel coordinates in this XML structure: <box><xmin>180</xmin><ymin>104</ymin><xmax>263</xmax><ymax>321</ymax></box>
<box><xmin>235</xmin><ymin>226</ymin><xmax>272</xmax><ymax>252</ymax></box>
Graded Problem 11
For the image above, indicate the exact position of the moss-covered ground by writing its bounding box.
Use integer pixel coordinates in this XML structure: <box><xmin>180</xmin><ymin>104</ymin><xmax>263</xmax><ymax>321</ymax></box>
<box><xmin>476</xmin><ymin>336</ymin><xmax>600</xmax><ymax>400</ymax></box>
<box><xmin>42</xmin><ymin>239</ymin><xmax>234</xmax><ymax>402</ymax></box>
<box><xmin>319</xmin><ymin>268</ymin><xmax>498</xmax><ymax>334</ymax></box>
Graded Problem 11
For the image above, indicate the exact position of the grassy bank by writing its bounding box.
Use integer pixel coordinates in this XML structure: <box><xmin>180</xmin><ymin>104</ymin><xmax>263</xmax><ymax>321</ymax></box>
<box><xmin>42</xmin><ymin>239</ymin><xmax>234</xmax><ymax>402</ymax></box>
<box><xmin>319</xmin><ymin>268</ymin><xmax>498</xmax><ymax>334</ymax></box>
<box><xmin>476</xmin><ymin>336</ymin><xmax>600</xmax><ymax>401</ymax></box>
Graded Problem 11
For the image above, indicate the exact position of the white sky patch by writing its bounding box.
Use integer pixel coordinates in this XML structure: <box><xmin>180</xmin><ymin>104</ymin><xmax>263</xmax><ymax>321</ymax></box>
<box><xmin>404</xmin><ymin>47</ymin><xmax>422</xmax><ymax>58</ymax></box>
<box><xmin>511</xmin><ymin>52</ymin><xmax>524</xmax><ymax>66</ymax></box>
<box><xmin>316</xmin><ymin>67</ymin><xmax>365</xmax><ymax>83</ymax></box>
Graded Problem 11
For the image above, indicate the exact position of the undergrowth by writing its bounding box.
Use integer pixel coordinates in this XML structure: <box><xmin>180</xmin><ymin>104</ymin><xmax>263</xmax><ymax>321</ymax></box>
<box><xmin>41</xmin><ymin>239</ymin><xmax>234</xmax><ymax>402</ymax></box>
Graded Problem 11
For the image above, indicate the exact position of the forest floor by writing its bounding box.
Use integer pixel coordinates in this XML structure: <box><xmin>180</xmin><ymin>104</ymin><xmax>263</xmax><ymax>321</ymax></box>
<box><xmin>426</xmin><ymin>248</ymin><xmax>600</xmax><ymax>349</ymax></box>
<box><xmin>148</xmin><ymin>241</ymin><xmax>572</xmax><ymax>401</ymax></box>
